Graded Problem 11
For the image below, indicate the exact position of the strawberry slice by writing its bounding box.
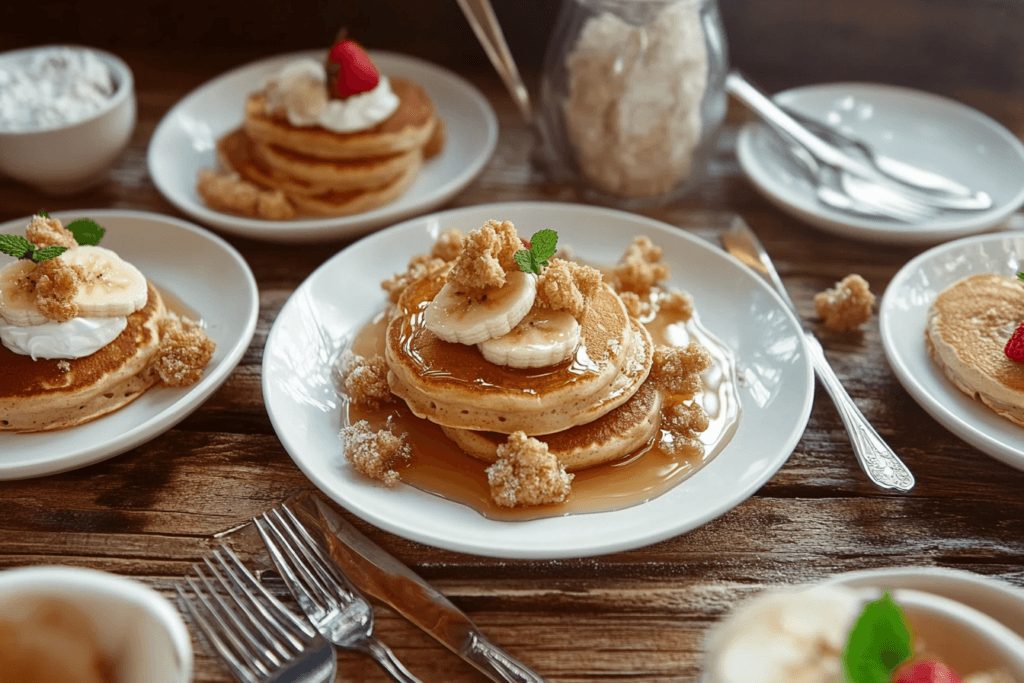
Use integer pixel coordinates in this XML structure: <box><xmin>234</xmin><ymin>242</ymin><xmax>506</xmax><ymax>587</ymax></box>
<box><xmin>893</xmin><ymin>659</ymin><xmax>963</xmax><ymax>683</ymax></box>
<box><xmin>1005</xmin><ymin>321</ymin><xmax>1024</xmax><ymax>363</ymax></box>
<box><xmin>326</xmin><ymin>40</ymin><xmax>380</xmax><ymax>99</ymax></box>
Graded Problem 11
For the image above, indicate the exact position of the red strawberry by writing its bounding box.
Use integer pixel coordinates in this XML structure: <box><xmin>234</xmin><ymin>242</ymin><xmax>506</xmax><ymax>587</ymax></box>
<box><xmin>326</xmin><ymin>40</ymin><xmax>380</xmax><ymax>99</ymax></box>
<box><xmin>1005</xmin><ymin>321</ymin><xmax>1024</xmax><ymax>363</ymax></box>
<box><xmin>893</xmin><ymin>659</ymin><xmax>963</xmax><ymax>683</ymax></box>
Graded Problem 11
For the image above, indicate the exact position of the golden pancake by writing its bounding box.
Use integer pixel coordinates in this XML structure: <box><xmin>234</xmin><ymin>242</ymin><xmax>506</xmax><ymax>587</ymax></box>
<box><xmin>441</xmin><ymin>378</ymin><xmax>664</xmax><ymax>470</ymax></box>
<box><xmin>251</xmin><ymin>137</ymin><xmax>418</xmax><ymax>190</ymax></box>
<box><xmin>243</xmin><ymin>77</ymin><xmax>438</xmax><ymax>160</ymax></box>
<box><xmin>0</xmin><ymin>283</ymin><xmax>166</xmax><ymax>432</ymax></box>
<box><xmin>926</xmin><ymin>273</ymin><xmax>1024</xmax><ymax>426</ymax></box>
<box><xmin>287</xmin><ymin>153</ymin><xmax>422</xmax><ymax>216</ymax></box>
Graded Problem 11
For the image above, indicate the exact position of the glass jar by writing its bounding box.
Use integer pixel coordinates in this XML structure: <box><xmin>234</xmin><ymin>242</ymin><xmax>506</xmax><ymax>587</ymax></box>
<box><xmin>535</xmin><ymin>0</ymin><xmax>728</xmax><ymax>207</ymax></box>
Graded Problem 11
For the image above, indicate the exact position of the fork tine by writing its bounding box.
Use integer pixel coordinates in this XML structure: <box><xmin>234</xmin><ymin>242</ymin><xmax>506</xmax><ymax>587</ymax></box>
<box><xmin>177</xmin><ymin>582</ymin><xmax>260</xmax><ymax>683</ymax></box>
<box><xmin>254</xmin><ymin>512</ymin><xmax>334</xmax><ymax>615</ymax></box>
<box><xmin>256</xmin><ymin>510</ymin><xmax>340</xmax><ymax>612</ymax></box>
<box><xmin>279</xmin><ymin>504</ymin><xmax>362</xmax><ymax>602</ymax></box>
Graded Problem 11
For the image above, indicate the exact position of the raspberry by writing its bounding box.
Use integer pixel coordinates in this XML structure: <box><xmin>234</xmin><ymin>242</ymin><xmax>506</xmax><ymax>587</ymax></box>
<box><xmin>1005</xmin><ymin>321</ymin><xmax>1024</xmax><ymax>363</ymax></box>
<box><xmin>893</xmin><ymin>659</ymin><xmax>963</xmax><ymax>683</ymax></box>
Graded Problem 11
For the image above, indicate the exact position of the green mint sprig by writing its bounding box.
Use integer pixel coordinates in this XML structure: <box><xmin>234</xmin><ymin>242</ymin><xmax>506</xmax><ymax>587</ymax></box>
<box><xmin>842</xmin><ymin>591</ymin><xmax>913</xmax><ymax>683</ymax></box>
<box><xmin>514</xmin><ymin>229</ymin><xmax>558</xmax><ymax>275</ymax></box>
<box><xmin>1018</xmin><ymin>271</ymin><xmax>1023</xmax><ymax>283</ymax></box>
<box><xmin>0</xmin><ymin>216</ymin><xmax>105</xmax><ymax>262</ymax></box>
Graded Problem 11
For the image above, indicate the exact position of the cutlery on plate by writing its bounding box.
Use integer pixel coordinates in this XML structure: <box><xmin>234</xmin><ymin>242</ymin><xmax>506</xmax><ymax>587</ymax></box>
<box><xmin>721</xmin><ymin>218</ymin><xmax>915</xmax><ymax>492</ymax></box>
<box><xmin>726</xmin><ymin>71</ymin><xmax>992</xmax><ymax>217</ymax></box>
<box><xmin>178</xmin><ymin>544</ymin><xmax>337</xmax><ymax>683</ymax></box>
<box><xmin>287</xmin><ymin>492</ymin><xmax>549</xmax><ymax>683</ymax></box>
<box><xmin>254</xmin><ymin>507</ymin><xmax>422</xmax><ymax>683</ymax></box>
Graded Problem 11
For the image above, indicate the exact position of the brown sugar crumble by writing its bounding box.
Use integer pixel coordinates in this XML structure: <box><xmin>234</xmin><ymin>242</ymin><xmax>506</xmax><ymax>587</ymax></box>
<box><xmin>611</xmin><ymin>236</ymin><xmax>670</xmax><ymax>295</ymax></box>
<box><xmin>337</xmin><ymin>350</ymin><xmax>392</xmax><ymax>409</ymax></box>
<box><xmin>381</xmin><ymin>254</ymin><xmax>449</xmax><ymax>304</ymax></box>
<box><xmin>429</xmin><ymin>228</ymin><xmax>465</xmax><ymax>262</ymax></box>
<box><xmin>154</xmin><ymin>314</ymin><xmax>216</xmax><ymax>387</ymax></box>
<box><xmin>814</xmin><ymin>274</ymin><xmax>875</xmax><ymax>331</ymax></box>
<box><xmin>56</xmin><ymin>360</ymin><xmax>71</xmax><ymax>373</ymax></box>
<box><xmin>662</xmin><ymin>401</ymin><xmax>710</xmax><ymax>456</ymax></box>
<box><xmin>33</xmin><ymin>259</ymin><xmax>84</xmax><ymax>322</ymax></box>
<box><xmin>652</xmin><ymin>341</ymin><xmax>712</xmax><ymax>398</ymax></box>
<box><xmin>445</xmin><ymin>220</ymin><xmax>521</xmax><ymax>291</ymax></box>
<box><xmin>340</xmin><ymin>418</ymin><xmax>411</xmax><ymax>487</ymax></box>
<box><xmin>659</xmin><ymin>289</ymin><xmax>694</xmax><ymax>321</ymax></box>
<box><xmin>197</xmin><ymin>168</ymin><xmax>297</xmax><ymax>220</ymax></box>
<box><xmin>535</xmin><ymin>258</ymin><xmax>603</xmax><ymax>318</ymax></box>
<box><xmin>25</xmin><ymin>214</ymin><xmax>79</xmax><ymax>249</ymax></box>
<box><xmin>485</xmin><ymin>431</ymin><xmax>574</xmax><ymax>508</ymax></box>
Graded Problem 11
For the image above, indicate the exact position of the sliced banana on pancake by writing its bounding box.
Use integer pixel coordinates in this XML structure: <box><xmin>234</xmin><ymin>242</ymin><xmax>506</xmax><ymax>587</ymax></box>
<box><xmin>477</xmin><ymin>308</ymin><xmax>580</xmax><ymax>368</ymax></box>
<box><xmin>0</xmin><ymin>261</ymin><xmax>49</xmax><ymax>326</ymax></box>
<box><xmin>423</xmin><ymin>269</ymin><xmax>537</xmax><ymax>345</ymax></box>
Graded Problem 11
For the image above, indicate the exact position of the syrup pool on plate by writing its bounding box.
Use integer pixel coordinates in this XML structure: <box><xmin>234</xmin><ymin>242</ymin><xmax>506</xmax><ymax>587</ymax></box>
<box><xmin>344</xmin><ymin>290</ymin><xmax>741</xmax><ymax>522</ymax></box>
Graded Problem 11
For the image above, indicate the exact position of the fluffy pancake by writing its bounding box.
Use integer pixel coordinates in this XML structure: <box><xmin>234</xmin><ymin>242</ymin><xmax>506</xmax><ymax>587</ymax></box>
<box><xmin>251</xmin><ymin>137</ymin><xmax>419</xmax><ymax>190</ymax></box>
<box><xmin>385</xmin><ymin>267</ymin><xmax>653</xmax><ymax>434</ymax></box>
<box><xmin>243</xmin><ymin>76</ymin><xmax>438</xmax><ymax>160</ymax></box>
<box><xmin>441</xmin><ymin>378</ymin><xmax>664</xmax><ymax>470</ymax></box>
<box><xmin>0</xmin><ymin>283</ymin><xmax>165</xmax><ymax>432</ymax></box>
<box><xmin>287</xmin><ymin>153</ymin><xmax>422</xmax><ymax>216</ymax></box>
<box><xmin>926</xmin><ymin>273</ymin><xmax>1024</xmax><ymax>426</ymax></box>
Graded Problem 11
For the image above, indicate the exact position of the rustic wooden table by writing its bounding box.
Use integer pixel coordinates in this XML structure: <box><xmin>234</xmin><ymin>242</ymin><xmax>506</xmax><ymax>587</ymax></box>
<box><xmin>2</xmin><ymin>49</ymin><xmax>1024</xmax><ymax>682</ymax></box>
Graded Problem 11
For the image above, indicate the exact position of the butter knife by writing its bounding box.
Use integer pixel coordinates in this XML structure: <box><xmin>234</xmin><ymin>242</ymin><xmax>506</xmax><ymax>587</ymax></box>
<box><xmin>289</xmin><ymin>493</ymin><xmax>547</xmax><ymax>683</ymax></box>
<box><xmin>721</xmin><ymin>219</ymin><xmax>915</xmax><ymax>492</ymax></box>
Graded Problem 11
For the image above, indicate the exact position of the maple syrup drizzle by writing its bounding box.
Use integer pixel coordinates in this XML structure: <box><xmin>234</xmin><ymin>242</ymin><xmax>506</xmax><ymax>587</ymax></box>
<box><xmin>345</xmin><ymin>296</ymin><xmax>741</xmax><ymax>522</ymax></box>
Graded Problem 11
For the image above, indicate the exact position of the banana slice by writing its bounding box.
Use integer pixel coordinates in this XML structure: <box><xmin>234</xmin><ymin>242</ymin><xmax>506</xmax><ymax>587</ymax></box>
<box><xmin>61</xmin><ymin>246</ymin><xmax>148</xmax><ymax>318</ymax></box>
<box><xmin>0</xmin><ymin>260</ymin><xmax>50</xmax><ymax>326</ymax></box>
<box><xmin>424</xmin><ymin>269</ymin><xmax>537</xmax><ymax>346</ymax></box>
<box><xmin>478</xmin><ymin>308</ymin><xmax>581</xmax><ymax>368</ymax></box>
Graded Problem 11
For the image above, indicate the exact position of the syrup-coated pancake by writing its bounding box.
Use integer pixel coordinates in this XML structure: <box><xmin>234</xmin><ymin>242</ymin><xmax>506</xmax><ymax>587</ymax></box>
<box><xmin>441</xmin><ymin>378</ymin><xmax>664</xmax><ymax>470</ymax></box>
<box><xmin>927</xmin><ymin>273</ymin><xmax>1024</xmax><ymax>426</ymax></box>
<box><xmin>0</xmin><ymin>283</ymin><xmax>165</xmax><ymax>432</ymax></box>
<box><xmin>243</xmin><ymin>77</ymin><xmax>438</xmax><ymax>160</ymax></box>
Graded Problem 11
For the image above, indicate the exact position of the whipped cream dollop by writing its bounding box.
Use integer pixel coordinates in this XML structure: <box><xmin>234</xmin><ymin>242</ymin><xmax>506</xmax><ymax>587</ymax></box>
<box><xmin>705</xmin><ymin>585</ymin><xmax>864</xmax><ymax>683</ymax></box>
<box><xmin>263</xmin><ymin>58</ymin><xmax>399</xmax><ymax>133</ymax></box>
<box><xmin>0</xmin><ymin>316</ymin><xmax>127</xmax><ymax>360</ymax></box>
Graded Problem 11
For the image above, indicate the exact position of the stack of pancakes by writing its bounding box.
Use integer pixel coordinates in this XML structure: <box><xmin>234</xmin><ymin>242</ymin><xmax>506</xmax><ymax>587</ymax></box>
<box><xmin>0</xmin><ymin>283</ymin><xmax>165</xmax><ymax>432</ymax></box>
<box><xmin>927</xmin><ymin>273</ymin><xmax>1024</xmax><ymax>426</ymax></box>
<box><xmin>385</xmin><ymin>266</ymin><xmax>662</xmax><ymax>471</ymax></box>
<box><xmin>216</xmin><ymin>77</ymin><xmax>443</xmax><ymax>217</ymax></box>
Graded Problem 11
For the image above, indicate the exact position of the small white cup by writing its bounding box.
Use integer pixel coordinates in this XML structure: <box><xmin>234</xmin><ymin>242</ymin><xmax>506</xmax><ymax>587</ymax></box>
<box><xmin>0</xmin><ymin>566</ymin><xmax>192</xmax><ymax>683</ymax></box>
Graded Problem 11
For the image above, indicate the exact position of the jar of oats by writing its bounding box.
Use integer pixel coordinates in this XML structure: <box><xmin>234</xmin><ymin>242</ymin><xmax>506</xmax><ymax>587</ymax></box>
<box><xmin>536</xmin><ymin>0</ymin><xmax>728</xmax><ymax>204</ymax></box>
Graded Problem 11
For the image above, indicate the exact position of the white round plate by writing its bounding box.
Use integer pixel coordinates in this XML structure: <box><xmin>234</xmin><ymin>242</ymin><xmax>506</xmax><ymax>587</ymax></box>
<box><xmin>879</xmin><ymin>232</ymin><xmax>1024</xmax><ymax>470</ymax></box>
<box><xmin>736</xmin><ymin>83</ymin><xmax>1024</xmax><ymax>245</ymax></box>
<box><xmin>147</xmin><ymin>50</ymin><xmax>498</xmax><ymax>244</ymax></box>
<box><xmin>0</xmin><ymin>209</ymin><xmax>259</xmax><ymax>479</ymax></box>
<box><xmin>262</xmin><ymin>201</ymin><xmax>814</xmax><ymax>559</ymax></box>
<box><xmin>824</xmin><ymin>566</ymin><xmax>1024</xmax><ymax>640</ymax></box>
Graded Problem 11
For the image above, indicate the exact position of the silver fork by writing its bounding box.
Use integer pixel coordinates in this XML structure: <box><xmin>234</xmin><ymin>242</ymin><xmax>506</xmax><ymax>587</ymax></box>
<box><xmin>254</xmin><ymin>506</ymin><xmax>422</xmax><ymax>683</ymax></box>
<box><xmin>177</xmin><ymin>544</ymin><xmax>337</xmax><ymax>683</ymax></box>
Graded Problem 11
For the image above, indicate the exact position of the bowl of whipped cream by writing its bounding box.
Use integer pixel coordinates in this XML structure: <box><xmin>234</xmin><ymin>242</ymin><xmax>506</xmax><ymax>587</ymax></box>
<box><xmin>0</xmin><ymin>45</ymin><xmax>136</xmax><ymax>195</ymax></box>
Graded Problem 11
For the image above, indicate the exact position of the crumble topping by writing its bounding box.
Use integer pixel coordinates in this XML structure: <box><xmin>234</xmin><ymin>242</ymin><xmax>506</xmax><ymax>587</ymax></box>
<box><xmin>486</xmin><ymin>431</ymin><xmax>574</xmax><ymax>508</ymax></box>
<box><xmin>381</xmin><ymin>254</ymin><xmax>448</xmax><ymax>304</ymax></box>
<box><xmin>662</xmin><ymin>400</ymin><xmax>710</xmax><ymax>455</ymax></box>
<box><xmin>25</xmin><ymin>214</ymin><xmax>78</xmax><ymax>249</ymax></box>
<box><xmin>33</xmin><ymin>258</ymin><xmax>84</xmax><ymax>322</ymax></box>
<box><xmin>337</xmin><ymin>350</ymin><xmax>392</xmax><ymax>409</ymax></box>
<box><xmin>652</xmin><ymin>341</ymin><xmax>711</xmax><ymax>397</ymax></box>
<box><xmin>445</xmin><ymin>220</ymin><xmax>521</xmax><ymax>291</ymax></box>
<box><xmin>430</xmin><ymin>228</ymin><xmax>465</xmax><ymax>262</ymax></box>
<box><xmin>56</xmin><ymin>360</ymin><xmax>70</xmax><ymax>372</ymax></box>
<box><xmin>535</xmin><ymin>258</ymin><xmax>603</xmax><ymax>318</ymax></box>
<box><xmin>196</xmin><ymin>168</ymin><xmax>298</xmax><ymax>221</ymax></box>
<box><xmin>659</xmin><ymin>288</ymin><xmax>693</xmax><ymax>321</ymax></box>
<box><xmin>340</xmin><ymin>417</ymin><xmax>411</xmax><ymax>487</ymax></box>
<box><xmin>814</xmin><ymin>274</ymin><xmax>875</xmax><ymax>332</ymax></box>
<box><xmin>611</xmin><ymin>236</ymin><xmax>670</xmax><ymax>295</ymax></box>
<box><xmin>154</xmin><ymin>313</ymin><xmax>217</xmax><ymax>387</ymax></box>
<box><xmin>620</xmin><ymin>291</ymin><xmax>652</xmax><ymax>320</ymax></box>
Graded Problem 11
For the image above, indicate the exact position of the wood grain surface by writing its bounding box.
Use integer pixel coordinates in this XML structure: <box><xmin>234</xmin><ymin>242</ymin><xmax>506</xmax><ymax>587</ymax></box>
<box><xmin>1</xmin><ymin>42</ymin><xmax>1024</xmax><ymax>683</ymax></box>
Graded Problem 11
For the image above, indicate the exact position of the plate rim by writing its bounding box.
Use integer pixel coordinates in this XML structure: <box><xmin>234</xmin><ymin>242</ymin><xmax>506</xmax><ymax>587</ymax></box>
<box><xmin>146</xmin><ymin>48</ymin><xmax>498</xmax><ymax>243</ymax></box>
<box><xmin>0</xmin><ymin>208</ymin><xmax>259</xmax><ymax>479</ymax></box>
<box><xmin>879</xmin><ymin>230</ymin><xmax>1024</xmax><ymax>469</ymax></box>
<box><xmin>736</xmin><ymin>81</ymin><xmax>1024</xmax><ymax>245</ymax></box>
<box><xmin>261</xmin><ymin>200</ymin><xmax>815</xmax><ymax>558</ymax></box>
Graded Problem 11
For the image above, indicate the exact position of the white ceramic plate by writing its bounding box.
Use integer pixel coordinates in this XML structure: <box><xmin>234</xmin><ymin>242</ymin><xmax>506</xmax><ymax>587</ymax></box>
<box><xmin>262</xmin><ymin>202</ymin><xmax>814</xmax><ymax>559</ymax></box>
<box><xmin>147</xmin><ymin>50</ymin><xmax>498</xmax><ymax>243</ymax></box>
<box><xmin>879</xmin><ymin>232</ymin><xmax>1024</xmax><ymax>470</ymax></box>
<box><xmin>736</xmin><ymin>83</ymin><xmax>1024</xmax><ymax>244</ymax></box>
<box><xmin>0</xmin><ymin>209</ymin><xmax>259</xmax><ymax>479</ymax></box>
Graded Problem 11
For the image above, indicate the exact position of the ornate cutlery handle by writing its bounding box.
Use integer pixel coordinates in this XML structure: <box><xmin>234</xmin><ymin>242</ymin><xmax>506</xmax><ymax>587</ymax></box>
<box><xmin>803</xmin><ymin>332</ymin><xmax>915</xmax><ymax>492</ymax></box>
<box><xmin>464</xmin><ymin>633</ymin><xmax>547</xmax><ymax>683</ymax></box>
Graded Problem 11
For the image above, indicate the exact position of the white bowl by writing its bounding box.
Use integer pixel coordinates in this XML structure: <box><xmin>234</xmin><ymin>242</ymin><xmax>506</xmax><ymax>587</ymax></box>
<box><xmin>0</xmin><ymin>45</ymin><xmax>136</xmax><ymax>195</ymax></box>
<box><xmin>0</xmin><ymin>566</ymin><xmax>192</xmax><ymax>683</ymax></box>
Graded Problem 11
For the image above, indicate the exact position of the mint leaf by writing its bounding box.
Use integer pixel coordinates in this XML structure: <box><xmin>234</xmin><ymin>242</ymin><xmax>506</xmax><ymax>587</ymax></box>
<box><xmin>1018</xmin><ymin>272</ymin><xmax>1023</xmax><ymax>283</ymax></box>
<box><xmin>38</xmin><ymin>211</ymin><xmax>49</xmax><ymax>218</ymax></box>
<box><xmin>0</xmin><ymin>235</ymin><xmax>34</xmax><ymax>259</ymax></box>
<box><xmin>66</xmin><ymin>219</ymin><xmax>105</xmax><ymax>246</ymax></box>
<box><xmin>842</xmin><ymin>591</ymin><xmax>913</xmax><ymax>683</ymax></box>
<box><xmin>530</xmin><ymin>229</ymin><xmax>558</xmax><ymax>263</ymax></box>
<box><xmin>32</xmin><ymin>245</ymin><xmax>68</xmax><ymax>262</ymax></box>
<box><xmin>514</xmin><ymin>249</ymin><xmax>536</xmax><ymax>274</ymax></box>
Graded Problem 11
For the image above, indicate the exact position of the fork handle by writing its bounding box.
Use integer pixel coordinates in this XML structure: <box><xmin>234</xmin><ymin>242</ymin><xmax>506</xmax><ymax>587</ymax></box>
<box><xmin>804</xmin><ymin>332</ymin><xmax>915</xmax><ymax>492</ymax></box>
<box><xmin>464</xmin><ymin>633</ymin><xmax>547</xmax><ymax>683</ymax></box>
<box><xmin>356</xmin><ymin>635</ymin><xmax>424</xmax><ymax>683</ymax></box>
